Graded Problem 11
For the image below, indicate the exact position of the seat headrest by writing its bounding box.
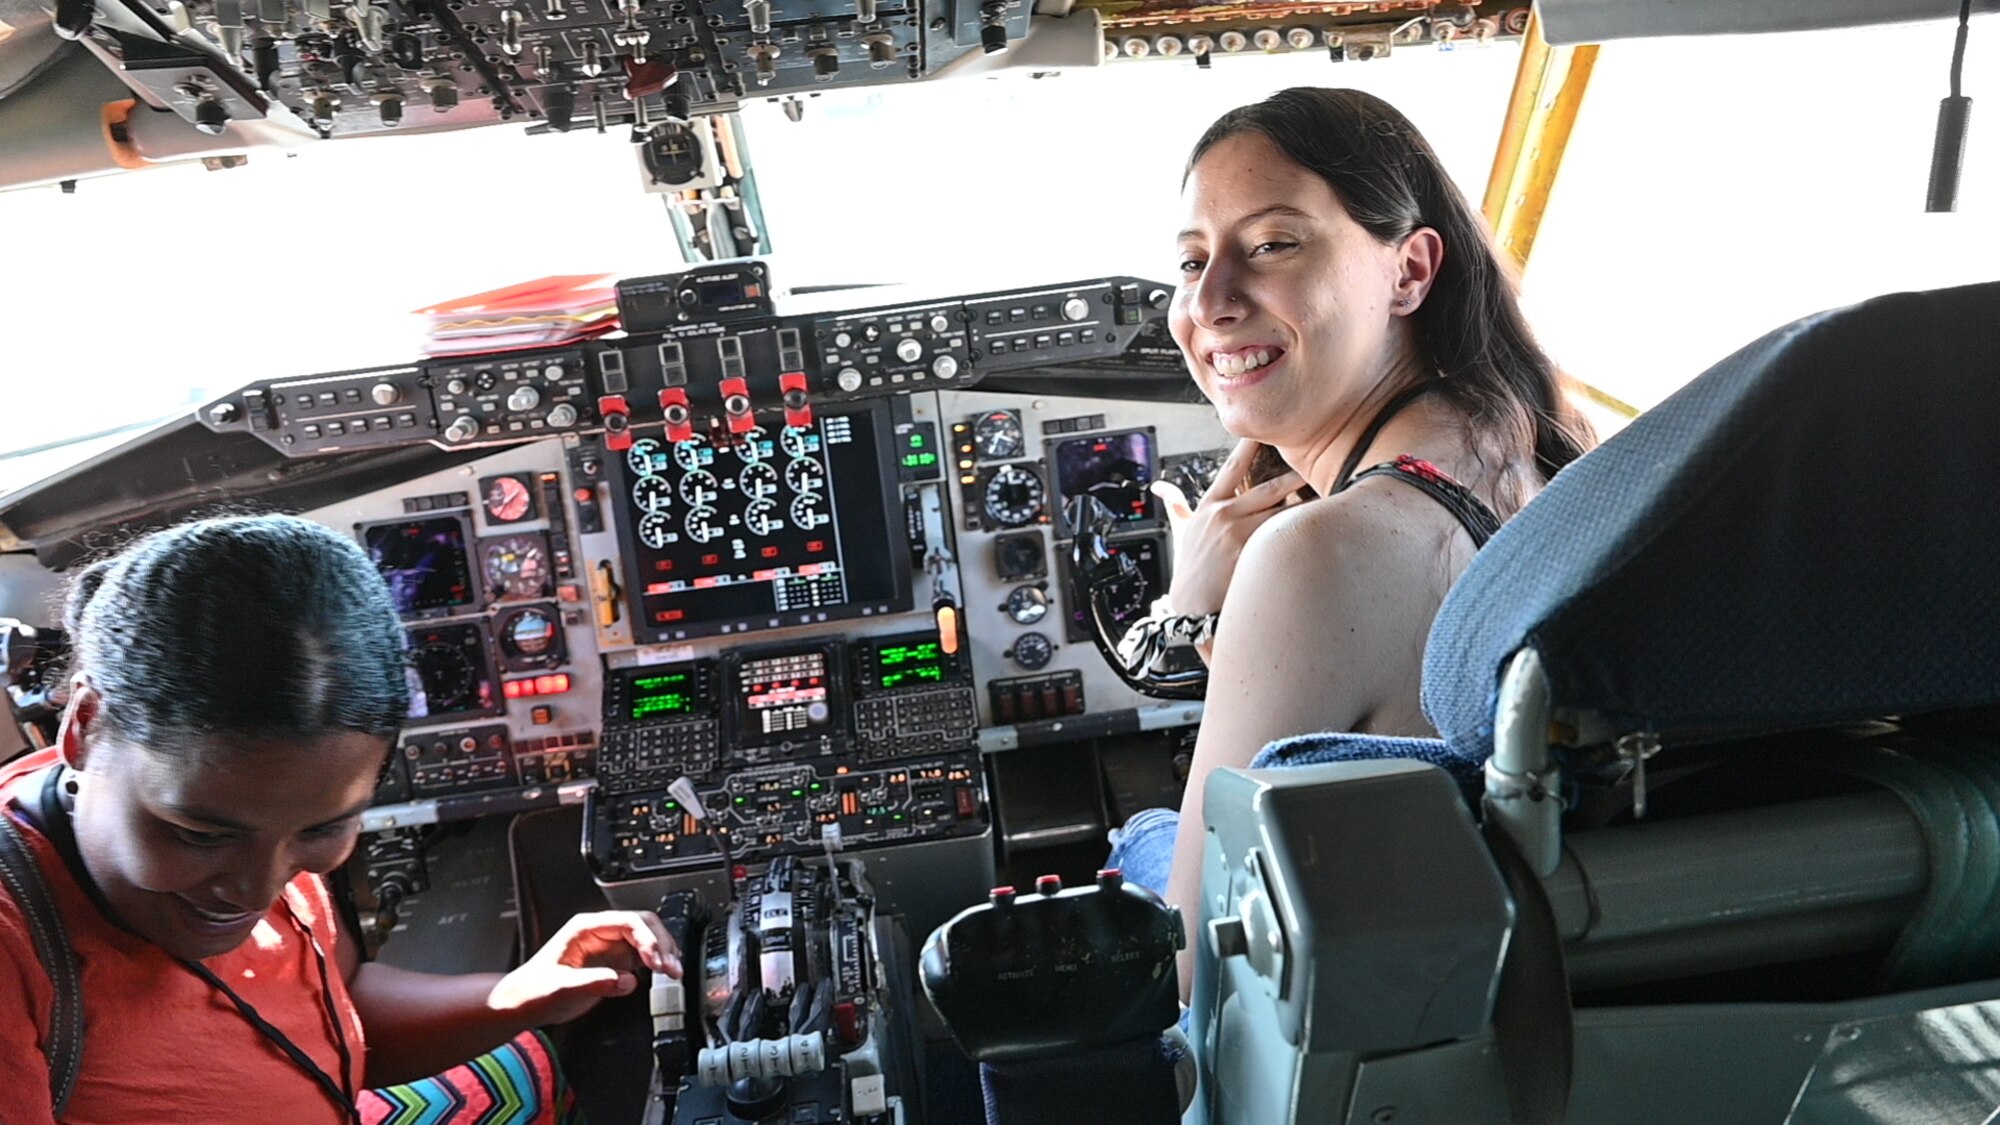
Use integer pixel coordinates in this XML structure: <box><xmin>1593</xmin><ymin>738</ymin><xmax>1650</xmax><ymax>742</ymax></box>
<box><xmin>1423</xmin><ymin>281</ymin><xmax>2000</xmax><ymax>758</ymax></box>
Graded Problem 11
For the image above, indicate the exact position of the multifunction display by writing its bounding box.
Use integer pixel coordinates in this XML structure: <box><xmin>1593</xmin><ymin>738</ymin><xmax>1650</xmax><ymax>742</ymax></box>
<box><xmin>1052</xmin><ymin>429</ymin><xmax>1155</xmax><ymax>533</ymax></box>
<box><xmin>611</xmin><ymin>403</ymin><xmax>909</xmax><ymax>641</ymax></box>
<box><xmin>363</xmin><ymin>516</ymin><xmax>476</xmax><ymax>615</ymax></box>
<box><xmin>733</xmin><ymin>647</ymin><xmax>838</xmax><ymax>746</ymax></box>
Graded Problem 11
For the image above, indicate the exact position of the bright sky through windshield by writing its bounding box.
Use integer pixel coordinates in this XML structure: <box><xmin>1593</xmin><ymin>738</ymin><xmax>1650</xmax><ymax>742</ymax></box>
<box><xmin>0</xmin><ymin>14</ymin><xmax>1993</xmax><ymax>486</ymax></box>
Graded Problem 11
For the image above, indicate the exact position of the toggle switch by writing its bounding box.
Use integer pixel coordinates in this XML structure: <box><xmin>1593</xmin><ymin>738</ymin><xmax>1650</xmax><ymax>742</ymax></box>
<box><xmin>719</xmin><ymin>377</ymin><xmax>754</xmax><ymax>434</ymax></box>
<box><xmin>659</xmin><ymin>388</ymin><xmax>694</xmax><ymax>442</ymax></box>
<box><xmin>599</xmin><ymin>395</ymin><xmax>634</xmax><ymax>451</ymax></box>
<box><xmin>779</xmin><ymin>372</ymin><xmax>812</xmax><ymax>429</ymax></box>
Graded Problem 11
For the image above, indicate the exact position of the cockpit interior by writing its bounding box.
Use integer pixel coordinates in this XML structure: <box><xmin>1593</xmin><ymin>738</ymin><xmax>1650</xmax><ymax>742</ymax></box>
<box><xmin>3</xmin><ymin>0</ymin><xmax>1999</xmax><ymax>1122</ymax></box>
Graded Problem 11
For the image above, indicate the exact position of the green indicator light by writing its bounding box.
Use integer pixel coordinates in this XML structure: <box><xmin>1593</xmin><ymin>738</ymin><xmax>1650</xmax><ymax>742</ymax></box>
<box><xmin>909</xmin><ymin>434</ymin><xmax>925</xmax><ymax>448</ymax></box>
<box><xmin>791</xmin><ymin>789</ymin><xmax>803</xmax><ymax>797</ymax></box>
<box><xmin>735</xmin><ymin>796</ymin><xmax>746</xmax><ymax>804</ymax></box>
<box><xmin>894</xmin><ymin>814</ymin><xmax>905</xmax><ymax>821</ymax></box>
<box><xmin>810</xmin><ymin>783</ymin><xmax>823</xmax><ymax>791</ymax></box>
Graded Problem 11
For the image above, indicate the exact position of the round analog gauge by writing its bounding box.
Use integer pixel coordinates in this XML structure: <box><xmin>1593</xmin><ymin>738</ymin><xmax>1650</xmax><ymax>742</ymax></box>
<box><xmin>672</xmin><ymin>436</ymin><xmax>712</xmax><ymax>473</ymax></box>
<box><xmin>1005</xmin><ymin>584</ymin><xmax>1050</xmax><ymax>625</ymax></box>
<box><xmin>631</xmin><ymin>475</ymin><xmax>672</xmax><ymax>513</ymax></box>
<box><xmin>412</xmin><ymin>642</ymin><xmax>474</xmax><ymax>700</ymax></box>
<box><xmin>744</xmin><ymin>499</ymin><xmax>781</xmax><ymax>537</ymax></box>
<box><xmin>983</xmin><ymin>464</ymin><xmax>1045</xmax><ymax>528</ymax></box>
<box><xmin>785</xmin><ymin>457</ymin><xmax>826</xmax><ymax>494</ymax></box>
<box><xmin>738</xmin><ymin>461</ymin><xmax>779</xmax><ymax>499</ymax></box>
<box><xmin>627</xmin><ymin>437</ymin><xmax>670</xmax><ymax>477</ymax></box>
<box><xmin>481</xmin><ymin>535</ymin><xmax>548</xmax><ymax>600</ymax></box>
<box><xmin>790</xmin><ymin>494</ymin><xmax>829</xmax><ymax>530</ymax></box>
<box><xmin>678</xmin><ymin>469</ymin><xmax>719</xmax><ymax>507</ymax></box>
<box><xmin>734</xmin><ymin>428</ymin><xmax>770</xmax><ymax>463</ymax></box>
<box><xmin>638</xmin><ymin>511</ymin><xmax>673</xmax><ymax>550</ymax></box>
<box><xmin>1010</xmin><ymin>631</ymin><xmax>1054</xmax><ymax>670</ymax></box>
<box><xmin>483</xmin><ymin>475</ymin><xmax>533</xmax><ymax>523</ymax></box>
<box><xmin>780</xmin><ymin>426</ymin><xmax>816</xmax><ymax>460</ymax></box>
<box><xmin>685</xmin><ymin>506</ymin><xmax>722</xmax><ymax>543</ymax></box>
<box><xmin>973</xmin><ymin>411</ymin><xmax>1025</xmax><ymax>460</ymax></box>
<box><xmin>503</xmin><ymin>607</ymin><xmax>559</xmax><ymax>658</ymax></box>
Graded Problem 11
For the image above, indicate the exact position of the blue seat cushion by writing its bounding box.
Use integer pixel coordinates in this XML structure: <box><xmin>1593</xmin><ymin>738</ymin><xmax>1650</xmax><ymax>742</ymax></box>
<box><xmin>1423</xmin><ymin>281</ymin><xmax>2000</xmax><ymax>759</ymax></box>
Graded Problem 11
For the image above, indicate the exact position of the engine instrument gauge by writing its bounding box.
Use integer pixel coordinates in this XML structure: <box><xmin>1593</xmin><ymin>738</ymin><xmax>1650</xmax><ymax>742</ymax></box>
<box><xmin>791</xmin><ymin>494</ymin><xmax>829</xmax><ymax>530</ymax></box>
<box><xmin>686</xmin><ymin>507</ymin><xmax>722</xmax><ymax>543</ymax></box>
<box><xmin>679</xmin><ymin>469</ymin><xmax>719</xmax><ymax>507</ymax></box>
<box><xmin>734</xmin><ymin>428</ymin><xmax>770</xmax><ymax>462</ymax></box>
<box><xmin>972</xmin><ymin>410</ymin><xmax>1025</xmax><ymax>461</ymax></box>
<box><xmin>744</xmin><ymin>499</ymin><xmax>780</xmax><ymax>536</ymax></box>
<box><xmin>628</xmin><ymin>438</ymin><xmax>671</xmax><ymax>477</ymax></box>
<box><xmin>982</xmin><ymin>464</ymin><xmax>1045</xmax><ymax>528</ymax></box>
<box><xmin>784</xmin><ymin>457</ymin><xmax>825</xmax><ymax>494</ymax></box>
<box><xmin>638</xmin><ymin>512</ymin><xmax>673</xmax><ymax>550</ymax></box>
<box><xmin>412</xmin><ymin>640</ymin><xmax>474</xmax><ymax>704</ymax></box>
<box><xmin>739</xmin><ymin>461</ymin><xmax>779</xmax><ymax>499</ymax></box>
<box><xmin>780</xmin><ymin>425</ymin><xmax>817</xmax><ymax>460</ymax></box>
<box><xmin>672</xmin><ymin>436</ymin><xmax>712</xmax><ymax>473</ymax></box>
<box><xmin>480</xmin><ymin>474</ymin><xmax>536</xmax><ymax>524</ymax></box>
<box><xmin>631</xmin><ymin>475</ymin><xmax>672</xmax><ymax>513</ymax></box>
<box><xmin>480</xmin><ymin>534</ymin><xmax>550</xmax><ymax>601</ymax></box>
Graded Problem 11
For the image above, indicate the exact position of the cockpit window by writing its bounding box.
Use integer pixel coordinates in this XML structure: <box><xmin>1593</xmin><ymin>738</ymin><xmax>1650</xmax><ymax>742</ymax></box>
<box><xmin>0</xmin><ymin>46</ymin><xmax>1520</xmax><ymax>485</ymax></box>
<box><xmin>1524</xmin><ymin>18</ymin><xmax>1998</xmax><ymax>414</ymax></box>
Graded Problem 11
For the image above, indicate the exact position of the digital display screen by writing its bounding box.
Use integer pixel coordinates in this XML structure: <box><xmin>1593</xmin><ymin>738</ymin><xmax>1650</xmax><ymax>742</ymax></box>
<box><xmin>1053</xmin><ymin>431</ymin><xmax>1155</xmax><ymax>530</ymax></box>
<box><xmin>365</xmin><ymin>517</ymin><xmax>476</xmax><ymax>615</ymax></box>
<box><xmin>734</xmin><ymin>649</ymin><xmax>835</xmax><ymax>744</ymax></box>
<box><xmin>694</xmin><ymin>279</ymin><xmax>748</xmax><ymax>306</ymax></box>
<box><xmin>627</xmin><ymin>669</ymin><xmax>700</xmax><ymax>722</ymax></box>
<box><xmin>404</xmin><ymin>622</ymin><xmax>498</xmax><ymax>720</ymax></box>
<box><xmin>612</xmin><ymin>402</ymin><xmax>909</xmax><ymax>641</ymax></box>
<box><xmin>870</xmin><ymin>640</ymin><xmax>950</xmax><ymax>690</ymax></box>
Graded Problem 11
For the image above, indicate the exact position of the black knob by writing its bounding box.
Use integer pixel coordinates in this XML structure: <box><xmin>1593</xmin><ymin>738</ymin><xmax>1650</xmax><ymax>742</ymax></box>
<box><xmin>979</xmin><ymin>21</ymin><xmax>1009</xmax><ymax>53</ymax></box>
<box><xmin>812</xmin><ymin>50</ymin><xmax>839</xmax><ymax>80</ymax></box>
<box><xmin>663</xmin><ymin>89</ymin><xmax>691</xmax><ymax>120</ymax></box>
<box><xmin>782</xmin><ymin>388</ymin><xmax>808</xmax><ymax>411</ymax></box>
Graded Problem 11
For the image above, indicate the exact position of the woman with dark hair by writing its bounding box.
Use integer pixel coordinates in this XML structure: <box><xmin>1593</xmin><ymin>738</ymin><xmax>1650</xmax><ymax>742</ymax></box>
<box><xmin>1113</xmin><ymin>87</ymin><xmax>1593</xmax><ymax>988</ymax></box>
<box><xmin>0</xmin><ymin>515</ymin><xmax>678</xmax><ymax>1124</ymax></box>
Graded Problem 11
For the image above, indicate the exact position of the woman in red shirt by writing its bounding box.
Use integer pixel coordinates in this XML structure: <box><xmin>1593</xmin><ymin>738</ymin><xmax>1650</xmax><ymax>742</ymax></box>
<box><xmin>0</xmin><ymin>514</ymin><xmax>679</xmax><ymax>1124</ymax></box>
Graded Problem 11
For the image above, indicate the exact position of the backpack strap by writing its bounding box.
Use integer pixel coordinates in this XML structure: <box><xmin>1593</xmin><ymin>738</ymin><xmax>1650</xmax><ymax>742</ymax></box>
<box><xmin>0</xmin><ymin>790</ymin><xmax>85</xmax><ymax>1116</ymax></box>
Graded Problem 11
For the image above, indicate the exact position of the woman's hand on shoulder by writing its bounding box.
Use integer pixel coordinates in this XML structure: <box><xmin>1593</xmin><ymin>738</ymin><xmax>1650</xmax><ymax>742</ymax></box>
<box><xmin>1153</xmin><ymin>440</ymin><xmax>1304</xmax><ymax>619</ymax></box>
<box><xmin>487</xmin><ymin>910</ymin><xmax>682</xmax><ymax>1027</ymax></box>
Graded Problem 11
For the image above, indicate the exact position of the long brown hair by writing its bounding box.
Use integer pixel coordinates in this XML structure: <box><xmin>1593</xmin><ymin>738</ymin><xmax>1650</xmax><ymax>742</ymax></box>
<box><xmin>1188</xmin><ymin>88</ymin><xmax>1593</xmax><ymax>498</ymax></box>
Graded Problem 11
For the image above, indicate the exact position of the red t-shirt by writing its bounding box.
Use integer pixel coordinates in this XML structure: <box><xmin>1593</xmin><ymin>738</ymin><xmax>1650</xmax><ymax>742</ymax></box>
<box><xmin>0</xmin><ymin>749</ymin><xmax>368</xmax><ymax>1125</ymax></box>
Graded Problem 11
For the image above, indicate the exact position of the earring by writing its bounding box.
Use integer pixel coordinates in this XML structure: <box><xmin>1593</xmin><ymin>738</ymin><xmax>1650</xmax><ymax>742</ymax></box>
<box><xmin>1395</xmin><ymin>296</ymin><xmax>1413</xmax><ymax>308</ymax></box>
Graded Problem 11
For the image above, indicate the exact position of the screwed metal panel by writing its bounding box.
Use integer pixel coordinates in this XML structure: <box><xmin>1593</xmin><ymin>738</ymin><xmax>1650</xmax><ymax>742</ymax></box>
<box><xmin>1790</xmin><ymin>1001</ymin><xmax>2000</xmax><ymax>1125</ymax></box>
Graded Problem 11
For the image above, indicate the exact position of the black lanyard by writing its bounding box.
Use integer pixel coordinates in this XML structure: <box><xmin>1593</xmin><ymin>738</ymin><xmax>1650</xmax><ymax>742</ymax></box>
<box><xmin>37</xmin><ymin>768</ymin><xmax>363</xmax><ymax>1123</ymax></box>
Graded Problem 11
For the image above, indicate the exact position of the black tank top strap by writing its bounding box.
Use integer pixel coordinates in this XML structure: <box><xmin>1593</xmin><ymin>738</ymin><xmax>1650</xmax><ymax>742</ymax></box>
<box><xmin>1329</xmin><ymin>379</ymin><xmax>1447</xmax><ymax>493</ymax></box>
<box><xmin>1343</xmin><ymin>455</ymin><xmax>1504</xmax><ymax>549</ymax></box>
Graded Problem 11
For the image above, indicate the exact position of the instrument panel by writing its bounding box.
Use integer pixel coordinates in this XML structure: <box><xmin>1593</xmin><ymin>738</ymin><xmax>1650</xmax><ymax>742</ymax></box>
<box><xmin>273</xmin><ymin>265</ymin><xmax>1225</xmax><ymax>912</ymax></box>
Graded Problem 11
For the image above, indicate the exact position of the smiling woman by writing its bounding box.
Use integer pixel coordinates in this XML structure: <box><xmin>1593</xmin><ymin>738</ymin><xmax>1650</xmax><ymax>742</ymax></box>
<box><xmin>1122</xmin><ymin>87</ymin><xmax>1594</xmax><ymax>994</ymax></box>
<box><xmin>0</xmin><ymin>514</ymin><xmax>680</xmax><ymax>1124</ymax></box>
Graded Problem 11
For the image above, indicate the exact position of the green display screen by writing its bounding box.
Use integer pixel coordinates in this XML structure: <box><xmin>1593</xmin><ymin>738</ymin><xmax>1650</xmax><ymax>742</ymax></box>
<box><xmin>629</xmin><ymin>671</ymin><xmax>697</xmax><ymax>720</ymax></box>
<box><xmin>874</xmin><ymin>640</ymin><xmax>948</xmax><ymax>690</ymax></box>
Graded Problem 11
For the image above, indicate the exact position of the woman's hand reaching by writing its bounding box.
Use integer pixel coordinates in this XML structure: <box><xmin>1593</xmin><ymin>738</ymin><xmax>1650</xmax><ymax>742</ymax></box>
<box><xmin>1151</xmin><ymin>441</ymin><xmax>1304</xmax><ymax>620</ymax></box>
<box><xmin>487</xmin><ymin>910</ymin><xmax>683</xmax><ymax>1028</ymax></box>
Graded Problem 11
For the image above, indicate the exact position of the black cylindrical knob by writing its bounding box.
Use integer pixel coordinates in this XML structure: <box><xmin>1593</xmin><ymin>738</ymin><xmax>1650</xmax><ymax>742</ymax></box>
<box><xmin>544</xmin><ymin>86</ymin><xmax>575</xmax><ymax>132</ymax></box>
<box><xmin>812</xmin><ymin>50</ymin><xmax>839</xmax><ymax>80</ymax></box>
<box><xmin>979</xmin><ymin>21</ymin><xmax>1008</xmax><ymax>54</ymax></box>
<box><xmin>1927</xmin><ymin>95</ymin><xmax>1973</xmax><ymax>213</ymax></box>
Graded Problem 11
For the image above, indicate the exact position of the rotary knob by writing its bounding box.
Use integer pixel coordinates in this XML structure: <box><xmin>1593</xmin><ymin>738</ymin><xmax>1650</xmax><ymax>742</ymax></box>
<box><xmin>546</xmin><ymin>403</ymin><xmax>579</xmax><ymax>427</ymax></box>
<box><xmin>932</xmin><ymin>355</ymin><xmax>960</xmax><ymax>379</ymax></box>
<box><xmin>507</xmin><ymin>385</ymin><xmax>542</xmax><ymax>412</ymax></box>
<box><xmin>896</xmin><ymin>338</ymin><xmax>923</xmax><ymax>363</ymax></box>
<box><xmin>1061</xmin><ymin>297</ymin><xmax>1090</xmax><ymax>321</ymax></box>
<box><xmin>444</xmin><ymin>416</ymin><xmax>481</xmax><ymax>443</ymax></box>
<box><xmin>929</xmin><ymin>313</ymin><xmax>951</xmax><ymax>334</ymax></box>
<box><xmin>544</xmin><ymin>362</ymin><xmax>566</xmax><ymax>380</ymax></box>
<box><xmin>445</xmin><ymin>376</ymin><xmax>469</xmax><ymax>395</ymax></box>
<box><xmin>369</xmin><ymin>382</ymin><xmax>401</xmax><ymax>406</ymax></box>
<box><xmin>837</xmin><ymin>368</ymin><xmax>864</xmax><ymax>392</ymax></box>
